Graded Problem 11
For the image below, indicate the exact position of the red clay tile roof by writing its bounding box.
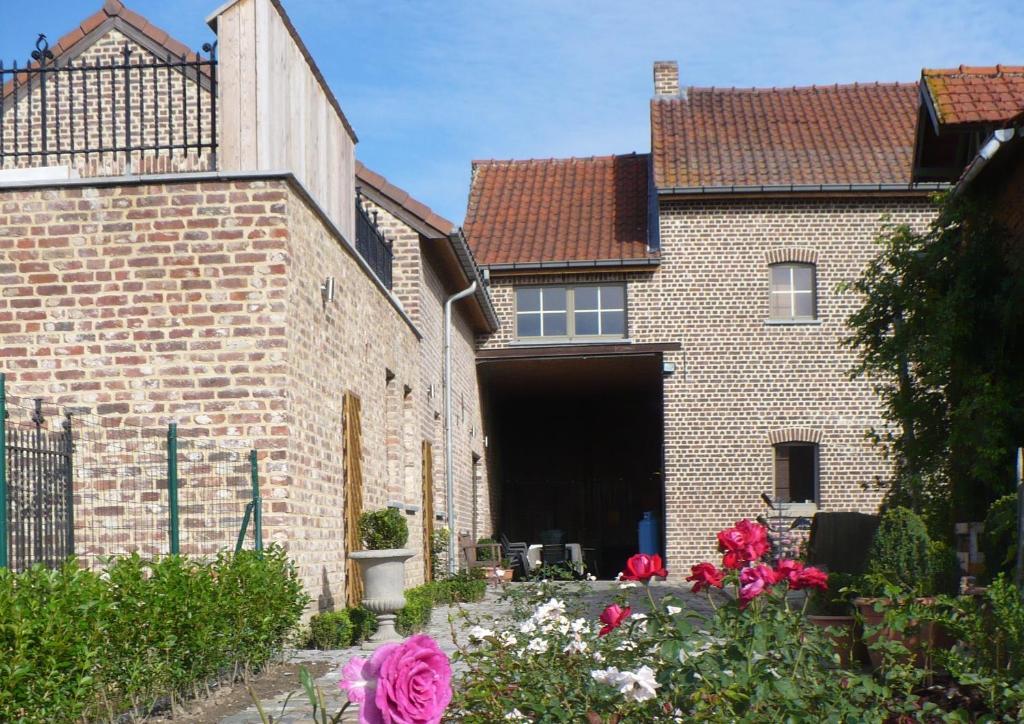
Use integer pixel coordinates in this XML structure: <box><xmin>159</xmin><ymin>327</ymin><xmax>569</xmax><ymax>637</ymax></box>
<box><xmin>463</xmin><ymin>154</ymin><xmax>653</xmax><ymax>266</ymax></box>
<box><xmin>651</xmin><ymin>83</ymin><xmax>920</xmax><ymax>189</ymax></box>
<box><xmin>3</xmin><ymin>0</ymin><xmax>208</xmax><ymax>99</ymax></box>
<box><xmin>921</xmin><ymin>65</ymin><xmax>1024</xmax><ymax>128</ymax></box>
<box><xmin>355</xmin><ymin>161</ymin><xmax>454</xmax><ymax>236</ymax></box>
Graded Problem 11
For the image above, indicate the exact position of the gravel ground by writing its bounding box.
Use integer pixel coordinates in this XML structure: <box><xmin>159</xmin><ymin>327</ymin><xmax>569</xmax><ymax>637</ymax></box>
<box><xmin>219</xmin><ymin>581</ymin><xmax>717</xmax><ymax>723</ymax></box>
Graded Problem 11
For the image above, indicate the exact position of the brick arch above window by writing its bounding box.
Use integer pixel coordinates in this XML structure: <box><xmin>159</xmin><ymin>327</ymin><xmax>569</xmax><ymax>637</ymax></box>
<box><xmin>768</xmin><ymin>427</ymin><xmax>823</xmax><ymax>445</ymax></box>
<box><xmin>765</xmin><ymin>248</ymin><xmax>818</xmax><ymax>266</ymax></box>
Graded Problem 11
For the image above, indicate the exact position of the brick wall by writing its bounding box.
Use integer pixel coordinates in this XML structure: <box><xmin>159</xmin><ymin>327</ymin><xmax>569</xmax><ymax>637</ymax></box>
<box><xmin>478</xmin><ymin>195</ymin><xmax>937</xmax><ymax>576</ymax></box>
<box><xmin>1</xmin><ymin>29</ymin><xmax>214</xmax><ymax>177</ymax></box>
<box><xmin>0</xmin><ymin>177</ymin><xmax>291</xmax><ymax>563</ymax></box>
<box><xmin>0</xmin><ymin>171</ymin><xmax>493</xmax><ymax>605</ymax></box>
<box><xmin>359</xmin><ymin>195</ymin><xmax>492</xmax><ymax>576</ymax></box>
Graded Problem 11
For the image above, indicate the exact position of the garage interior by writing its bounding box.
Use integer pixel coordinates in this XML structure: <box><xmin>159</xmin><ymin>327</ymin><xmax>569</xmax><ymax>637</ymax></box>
<box><xmin>478</xmin><ymin>350</ymin><xmax>665</xmax><ymax>578</ymax></box>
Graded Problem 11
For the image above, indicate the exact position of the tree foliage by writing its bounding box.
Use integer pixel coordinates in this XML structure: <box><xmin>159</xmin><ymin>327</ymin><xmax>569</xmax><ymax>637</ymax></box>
<box><xmin>844</xmin><ymin>192</ymin><xmax>1024</xmax><ymax>534</ymax></box>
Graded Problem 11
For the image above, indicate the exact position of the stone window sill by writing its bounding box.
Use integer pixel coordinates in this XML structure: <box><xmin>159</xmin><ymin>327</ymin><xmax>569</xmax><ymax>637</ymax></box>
<box><xmin>764</xmin><ymin>319</ymin><xmax>822</xmax><ymax>327</ymax></box>
<box><xmin>387</xmin><ymin>500</ymin><xmax>420</xmax><ymax>515</ymax></box>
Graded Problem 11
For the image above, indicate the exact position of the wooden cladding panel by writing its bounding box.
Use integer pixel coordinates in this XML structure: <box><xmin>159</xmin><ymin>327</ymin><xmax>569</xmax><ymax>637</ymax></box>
<box><xmin>343</xmin><ymin>391</ymin><xmax>364</xmax><ymax>606</ymax></box>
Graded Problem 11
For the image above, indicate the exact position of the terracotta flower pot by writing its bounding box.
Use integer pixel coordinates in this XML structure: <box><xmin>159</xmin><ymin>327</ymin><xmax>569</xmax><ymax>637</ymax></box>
<box><xmin>854</xmin><ymin>596</ymin><xmax>949</xmax><ymax>670</ymax></box>
<box><xmin>807</xmin><ymin>614</ymin><xmax>865</xmax><ymax>668</ymax></box>
<box><xmin>483</xmin><ymin>566</ymin><xmax>514</xmax><ymax>583</ymax></box>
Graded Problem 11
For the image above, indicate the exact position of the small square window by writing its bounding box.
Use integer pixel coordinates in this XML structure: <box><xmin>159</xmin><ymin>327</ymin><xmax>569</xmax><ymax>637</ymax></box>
<box><xmin>769</xmin><ymin>263</ymin><xmax>816</xmax><ymax>320</ymax></box>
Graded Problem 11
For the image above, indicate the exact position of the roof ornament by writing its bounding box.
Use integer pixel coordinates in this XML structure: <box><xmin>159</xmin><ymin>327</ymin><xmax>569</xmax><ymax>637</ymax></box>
<box><xmin>31</xmin><ymin>34</ymin><xmax>54</xmax><ymax>66</ymax></box>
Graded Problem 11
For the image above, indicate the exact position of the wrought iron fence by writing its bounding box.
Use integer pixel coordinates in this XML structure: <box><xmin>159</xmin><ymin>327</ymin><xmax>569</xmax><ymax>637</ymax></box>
<box><xmin>356</xmin><ymin>194</ymin><xmax>395</xmax><ymax>290</ymax></box>
<box><xmin>0</xmin><ymin>374</ymin><xmax>262</xmax><ymax>572</ymax></box>
<box><xmin>0</xmin><ymin>34</ymin><xmax>217</xmax><ymax>175</ymax></box>
<box><xmin>0</xmin><ymin>398</ymin><xmax>73</xmax><ymax>572</ymax></box>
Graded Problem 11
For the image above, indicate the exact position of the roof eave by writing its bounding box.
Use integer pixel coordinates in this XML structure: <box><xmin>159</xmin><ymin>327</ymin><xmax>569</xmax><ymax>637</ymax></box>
<box><xmin>482</xmin><ymin>257</ymin><xmax>661</xmax><ymax>273</ymax></box>
<box><xmin>655</xmin><ymin>182</ymin><xmax>949</xmax><ymax>196</ymax></box>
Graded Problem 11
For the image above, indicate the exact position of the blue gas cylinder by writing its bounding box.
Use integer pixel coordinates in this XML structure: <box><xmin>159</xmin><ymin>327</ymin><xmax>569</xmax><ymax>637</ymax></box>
<box><xmin>638</xmin><ymin>511</ymin><xmax>659</xmax><ymax>555</ymax></box>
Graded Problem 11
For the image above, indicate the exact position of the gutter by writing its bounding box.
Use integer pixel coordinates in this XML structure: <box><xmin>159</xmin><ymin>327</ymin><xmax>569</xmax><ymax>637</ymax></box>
<box><xmin>443</xmin><ymin>280</ymin><xmax>478</xmax><ymax>574</ymax></box>
<box><xmin>448</xmin><ymin>229</ymin><xmax>500</xmax><ymax>332</ymax></box>
<box><xmin>953</xmin><ymin>127</ymin><xmax>1018</xmax><ymax>197</ymax></box>
<box><xmin>656</xmin><ymin>182</ymin><xmax>948</xmax><ymax>196</ymax></box>
<box><xmin>484</xmin><ymin>257</ymin><xmax>661</xmax><ymax>273</ymax></box>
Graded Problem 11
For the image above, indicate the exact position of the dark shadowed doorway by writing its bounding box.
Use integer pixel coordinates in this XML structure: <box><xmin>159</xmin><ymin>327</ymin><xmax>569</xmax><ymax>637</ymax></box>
<box><xmin>479</xmin><ymin>350</ymin><xmax>664</xmax><ymax>578</ymax></box>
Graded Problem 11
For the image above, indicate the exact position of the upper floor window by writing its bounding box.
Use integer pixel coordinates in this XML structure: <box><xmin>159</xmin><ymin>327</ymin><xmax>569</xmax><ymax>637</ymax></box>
<box><xmin>769</xmin><ymin>263</ymin><xmax>816</xmax><ymax>320</ymax></box>
<box><xmin>516</xmin><ymin>285</ymin><xmax>626</xmax><ymax>341</ymax></box>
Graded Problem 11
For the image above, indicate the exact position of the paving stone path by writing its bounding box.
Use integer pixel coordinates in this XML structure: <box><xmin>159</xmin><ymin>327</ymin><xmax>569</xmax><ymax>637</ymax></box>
<box><xmin>220</xmin><ymin>581</ymin><xmax>716</xmax><ymax>723</ymax></box>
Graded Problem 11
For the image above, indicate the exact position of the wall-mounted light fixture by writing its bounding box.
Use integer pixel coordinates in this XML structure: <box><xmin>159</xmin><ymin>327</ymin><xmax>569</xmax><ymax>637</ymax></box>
<box><xmin>662</xmin><ymin>360</ymin><xmax>677</xmax><ymax>376</ymax></box>
<box><xmin>321</xmin><ymin>276</ymin><xmax>336</xmax><ymax>305</ymax></box>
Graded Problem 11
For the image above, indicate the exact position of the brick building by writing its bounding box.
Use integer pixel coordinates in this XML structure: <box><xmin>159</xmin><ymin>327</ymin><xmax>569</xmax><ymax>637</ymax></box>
<box><xmin>464</xmin><ymin>63</ymin><xmax>944</xmax><ymax>575</ymax></box>
<box><xmin>0</xmin><ymin>0</ymin><xmax>496</xmax><ymax>605</ymax></box>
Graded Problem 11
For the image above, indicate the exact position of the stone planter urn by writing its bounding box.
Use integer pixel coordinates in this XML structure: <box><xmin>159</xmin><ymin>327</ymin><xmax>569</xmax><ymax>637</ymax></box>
<box><xmin>350</xmin><ymin>548</ymin><xmax>414</xmax><ymax>650</ymax></box>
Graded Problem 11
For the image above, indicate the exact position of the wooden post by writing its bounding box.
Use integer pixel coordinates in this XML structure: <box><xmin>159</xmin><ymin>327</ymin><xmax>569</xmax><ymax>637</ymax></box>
<box><xmin>1016</xmin><ymin>447</ymin><xmax>1023</xmax><ymax>588</ymax></box>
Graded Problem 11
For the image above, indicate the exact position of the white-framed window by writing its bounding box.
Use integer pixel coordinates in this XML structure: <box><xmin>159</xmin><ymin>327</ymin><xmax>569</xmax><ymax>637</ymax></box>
<box><xmin>774</xmin><ymin>443</ymin><xmax>818</xmax><ymax>504</ymax></box>
<box><xmin>769</xmin><ymin>263</ymin><xmax>816</xmax><ymax>320</ymax></box>
<box><xmin>515</xmin><ymin>284</ymin><xmax>626</xmax><ymax>341</ymax></box>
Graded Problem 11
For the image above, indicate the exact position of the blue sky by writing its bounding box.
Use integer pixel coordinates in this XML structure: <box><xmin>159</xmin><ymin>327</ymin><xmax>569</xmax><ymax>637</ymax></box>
<box><xmin>2</xmin><ymin>1</ymin><xmax>1022</xmax><ymax>223</ymax></box>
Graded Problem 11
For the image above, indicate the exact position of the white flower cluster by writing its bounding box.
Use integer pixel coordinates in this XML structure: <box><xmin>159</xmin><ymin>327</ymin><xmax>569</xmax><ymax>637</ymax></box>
<box><xmin>590</xmin><ymin>665</ymin><xmax>661</xmax><ymax>702</ymax></box>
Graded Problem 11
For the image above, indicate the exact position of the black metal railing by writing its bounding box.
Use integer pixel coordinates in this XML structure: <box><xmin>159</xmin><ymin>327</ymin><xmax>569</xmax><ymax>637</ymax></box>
<box><xmin>356</xmin><ymin>195</ymin><xmax>394</xmax><ymax>290</ymax></box>
<box><xmin>0</xmin><ymin>34</ymin><xmax>217</xmax><ymax>175</ymax></box>
<box><xmin>1</xmin><ymin>398</ymin><xmax>74</xmax><ymax>573</ymax></box>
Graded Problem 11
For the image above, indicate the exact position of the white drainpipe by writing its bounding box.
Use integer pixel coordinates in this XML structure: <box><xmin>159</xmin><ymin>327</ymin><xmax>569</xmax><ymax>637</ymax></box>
<box><xmin>954</xmin><ymin>127</ymin><xmax>1017</xmax><ymax>196</ymax></box>
<box><xmin>444</xmin><ymin>280</ymin><xmax>477</xmax><ymax>574</ymax></box>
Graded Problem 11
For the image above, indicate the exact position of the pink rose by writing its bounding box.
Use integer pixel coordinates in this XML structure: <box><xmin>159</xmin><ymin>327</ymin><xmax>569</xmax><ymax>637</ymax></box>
<box><xmin>739</xmin><ymin>564</ymin><xmax>779</xmax><ymax>608</ymax></box>
<box><xmin>686</xmin><ymin>562</ymin><xmax>725</xmax><ymax>593</ymax></box>
<box><xmin>791</xmin><ymin>566</ymin><xmax>829</xmax><ymax>591</ymax></box>
<box><xmin>598</xmin><ymin>603</ymin><xmax>632</xmax><ymax>636</ymax></box>
<box><xmin>620</xmin><ymin>553</ymin><xmax>667</xmax><ymax>582</ymax></box>
<box><xmin>339</xmin><ymin>634</ymin><xmax>452</xmax><ymax>724</ymax></box>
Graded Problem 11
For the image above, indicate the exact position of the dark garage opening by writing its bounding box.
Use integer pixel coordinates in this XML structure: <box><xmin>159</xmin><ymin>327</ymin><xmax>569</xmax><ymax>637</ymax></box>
<box><xmin>479</xmin><ymin>352</ymin><xmax>664</xmax><ymax>578</ymax></box>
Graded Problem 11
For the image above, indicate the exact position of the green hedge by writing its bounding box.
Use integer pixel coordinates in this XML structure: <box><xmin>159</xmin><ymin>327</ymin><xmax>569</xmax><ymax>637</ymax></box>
<box><xmin>0</xmin><ymin>545</ymin><xmax>307</xmax><ymax>723</ymax></box>
<box><xmin>307</xmin><ymin>572</ymin><xmax>488</xmax><ymax>649</ymax></box>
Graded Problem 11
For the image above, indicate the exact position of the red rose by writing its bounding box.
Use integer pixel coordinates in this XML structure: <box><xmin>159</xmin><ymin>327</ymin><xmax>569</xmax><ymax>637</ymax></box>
<box><xmin>620</xmin><ymin>553</ymin><xmax>667</xmax><ymax>582</ymax></box>
<box><xmin>791</xmin><ymin>566</ymin><xmax>828</xmax><ymax>591</ymax></box>
<box><xmin>734</xmin><ymin>519</ymin><xmax>769</xmax><ymax>561</ymax></box>
<box><xmin>773</xmin><ymin>558</ymin><xmax>804</xmax><ymax>587</ymax></box>
<box><xmin>739</xmin><ymin>564</ymin><xmax>780</xmax><ymax>608</ymax></box>
<box><xmin>717</xmin><ymin>519</ymin><xmax>769</xmax><ymax>569</ymax></box>
<box><xmin>598</xmin><ymin>603</ymin><xmax>631</xmax><ymax>636</ymax></box>
<box><xmin>686</xmin><ymin>562</ymin><xmax>725</xmax><ymax>593</ymax></box>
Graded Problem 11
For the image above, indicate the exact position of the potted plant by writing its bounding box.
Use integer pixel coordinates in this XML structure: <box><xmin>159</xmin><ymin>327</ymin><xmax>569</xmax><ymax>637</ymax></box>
<box><xmin>349</xmin><ymin>507</ymin><xmax>413</xmax><ymax>649</ymax></box>
<box><xmin>853</xmin><ymin>507</ymin><xmax>949</xmax><ymax>668</ymax></box>
<box><xmin>807</xmin><ymin>571</ymin><xmax>865</xmax><ymax>667</ymax></box>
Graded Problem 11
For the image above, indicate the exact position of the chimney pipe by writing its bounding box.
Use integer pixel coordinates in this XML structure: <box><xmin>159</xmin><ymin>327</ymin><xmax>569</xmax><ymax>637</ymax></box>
<box><xmin>653</xmin><ymin>60</ymin><xmax>682</xmax><ymax>99</ymax></box>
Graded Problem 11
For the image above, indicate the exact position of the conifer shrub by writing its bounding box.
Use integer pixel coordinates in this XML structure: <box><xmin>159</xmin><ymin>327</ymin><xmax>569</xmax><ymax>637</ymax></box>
<box><xmin>865</xmin><ymin>506</ymin><xmax>931</xmax><ymax>594</ymax></box>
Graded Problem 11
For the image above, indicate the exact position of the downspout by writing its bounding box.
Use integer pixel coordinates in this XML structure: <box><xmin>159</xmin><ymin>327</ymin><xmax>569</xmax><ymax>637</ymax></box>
<box><xmin>444</xmin><ymin>280</ymin><xmax>477</xmax><ymax>574</ymax></box>
<box><xmin>954</xmin><ymin>127</ymin><xmax>1017</xmax><ymax>197</ymax></box>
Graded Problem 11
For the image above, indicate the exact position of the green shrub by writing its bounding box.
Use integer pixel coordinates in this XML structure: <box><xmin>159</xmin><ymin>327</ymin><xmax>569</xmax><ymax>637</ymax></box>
<box><xmin>865</xmin><ymin>506</ymin><xmax>931</xmax><ymax>594</ymax></box>
<box><xmin>927</xmin><ymin>539</ymin><xmax>962</xmax><ymax>596</ymax></box>
<box><xmin>429</xmin><ymin>528</ymin><xmax>450</xmax><ymax>581</ymax></box>
<box><xmin>0</xmin><ymin>545</ymin><xmax>308</xmax><ymax>723</ymax></box>
<box><xmin>806</xmin><ymin>571</ymin><xmax>859</xmax><ymax>615</ymax></box>
<box><xmin>0</xmin><ymin>562</ymin><xmax>110</xmax><ymax>723</ymax></box>
<box><xmin>359</xmin><ymin>508</ymin><xmax>409</xmax><ymax>550</ymax></box>
<box><xmin>981</xmin><ymin>494</ymin><xmax>1018</xmax><ymax>582</ymax></box>
<box><xmin>432</xmin><ymin>570</ymin><xmax>487</xmax><ymax>604</ymax></box>
<box><xmin>308</xmin><ymin>610</ymin><xmax>353</xmax><ymax>650</ymax></box>
<box><xmin>396</xmin><ymin>585</ymin><xmax>434</xmax><ymax>635</ymax></box>
<box><xmin>475</xmin><ymin>537</ymin><xmax>499</xmax><ymax>563</ymax></box>
<box><xmin>348</xmin><ymin>606</ymin><xmax>378</xmax><ymax>645</ymax></box>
